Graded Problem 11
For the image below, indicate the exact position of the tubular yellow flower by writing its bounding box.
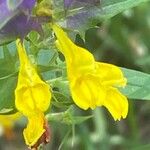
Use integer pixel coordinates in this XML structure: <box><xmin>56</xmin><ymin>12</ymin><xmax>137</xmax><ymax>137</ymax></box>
<box><xmin>15</xmin><ymin>39</ymin><xmax>51</xmax><ymax>147</ymax></box>
<box><xmin>52</xmin><ymin>24</ymin><xmax>128</xmax><ymax>121</ymax></box>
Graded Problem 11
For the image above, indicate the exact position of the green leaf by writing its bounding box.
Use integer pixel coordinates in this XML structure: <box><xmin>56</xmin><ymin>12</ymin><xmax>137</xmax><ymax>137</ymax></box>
<box><xmin>121</xmin><ymin>68</ymin><xmax>150</xmax><ymax>100</ymax></box>
<box><xmin>0</xmin><ymin>45</ymin><xmax>17</xmax><ymax>77</ymax></box>
<box><xmin>52</xmin><ymin>91</ymin><xmax>73</xmax><ymax>108</ymax></box>
<box><xmin>0</xmin><ymin>76</ymin><xmax>18</xmax><ymax>114</ymax></box>
<box><xmin>49</xmin><ymin>77</ymin><xmax>70</xmax><ymax>96</ymax></box>
<box><xmin>0</xmin><ymin>44</ymin><xmax>18</xmax><ymax>114</ymax></box>
<box><xmin>46</xmin><ymin>106</ymin><xmax>92</xmax><ymax>125</ymax></box>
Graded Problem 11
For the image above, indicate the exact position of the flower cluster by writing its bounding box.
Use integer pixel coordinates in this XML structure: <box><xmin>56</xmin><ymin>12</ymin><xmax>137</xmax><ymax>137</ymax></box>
<box><xmin>0</xmin><ymin>1</ymin><xmax>129</xmax><ymax>149</ymax></box>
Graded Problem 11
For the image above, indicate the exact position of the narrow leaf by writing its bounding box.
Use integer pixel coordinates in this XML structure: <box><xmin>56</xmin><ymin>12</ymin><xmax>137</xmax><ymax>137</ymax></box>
<box><xmin>121</xmin><ymin>68</ymin><xmax>150</xmax><ymax>100</ymax></box>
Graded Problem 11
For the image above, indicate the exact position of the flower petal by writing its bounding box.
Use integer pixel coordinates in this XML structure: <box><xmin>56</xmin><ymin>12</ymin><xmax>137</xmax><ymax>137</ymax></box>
<box><xmin>96</xmin><ymin>62</ymin><xmax>127</xmax><ymax>87</ymax></box>
<box><xmin>15</xmin><ymin>40</ymin><xmax>51</xmax><ymax>116</ymax></box>
<box><xmin>15</xmin><ymin>84</ymin><xmax>51</xmax><ymax>116</ymax></box>
<box><xmin>0</xmin><ymin>112</ymin><xmax>21</xmax><ymax>128</ymax></box>
<box><xmin>71</xmin><ymin>74</ymin><xmax>106</xmax><ymax>110</ymax></box>
<box><xmin>23</xmin><ymin>112</ymin><xmax>45</xmax><ymax>147</ymax></box>
<box><xmin>53</xmin><ymin>24</ymin><xmax>95</xmax><ymax>75</ymax></box>
<box><xmin>103</xmin><ymin>87</ymin><xmax>128</xmax><ymax>121</ymax></box>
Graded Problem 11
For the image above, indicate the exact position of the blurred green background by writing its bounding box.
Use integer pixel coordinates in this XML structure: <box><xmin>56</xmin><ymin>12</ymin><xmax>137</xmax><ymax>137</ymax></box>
<box><xmin>0</xmin><ymin>2</ymin><xmax>150</xmax><ymax>150</ymax></box>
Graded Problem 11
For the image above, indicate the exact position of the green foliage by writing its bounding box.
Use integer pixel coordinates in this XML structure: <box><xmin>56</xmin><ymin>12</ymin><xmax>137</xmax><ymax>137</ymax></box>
<box><xmin>53</xmin><ymin>0</ymin><xmax>150</xmax><ymax>34</ymax></box>
<box><xmin>0</xmin><ymin>45</ymin><xmax>18</xmax><ymax>114</ymax></box>
<box><xmin>0</xmin><ymin>76</ymin><xmax>17</xmax><ymax>114</ymax></box>
<box><xmin>46</xmin><ymin>106</ymin><xmax>92</xmax><ymax>125</ymax></box>
<box><xmin>122</xmin><ymin>68</ymin><xmax>150</xmax><ymax>100</ymax></box>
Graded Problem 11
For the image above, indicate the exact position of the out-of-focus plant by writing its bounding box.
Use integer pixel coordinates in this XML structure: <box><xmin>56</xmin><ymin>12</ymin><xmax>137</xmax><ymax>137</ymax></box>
<box><xmin>0</xmin><ymin>113</ymin><xmax>21</xmax><ymax>139</ymax></box>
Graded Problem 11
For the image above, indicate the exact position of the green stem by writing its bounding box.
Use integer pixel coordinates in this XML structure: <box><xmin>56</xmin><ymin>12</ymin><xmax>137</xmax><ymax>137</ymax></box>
<box><xmin>92</xmin><ymin>108</ymin><xmax>110</xmax><ymax>150</ymax></box>
<box><xmin>128</xmin><ymin>100</ymin><xmax>140</xmax><ymax>143</ymax></box>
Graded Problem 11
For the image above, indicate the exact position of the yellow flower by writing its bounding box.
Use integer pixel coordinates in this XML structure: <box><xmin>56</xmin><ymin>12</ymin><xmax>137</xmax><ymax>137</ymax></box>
<box><xmin>0</xmin><ymin>112</ymin><xmax>20</xmax><ymax>129</ymax></box>
<box><xmin>52</xmin><ymin>24</ymin><xmax>128</xmax><ymax>121</ymax></box>
<box><xmin>0</xmin><ymin>113</ymin><xmax>21</xmax><ymax>139</ymax></box>
<box><xmin>15</xmin><ymin>39</ymin><xmax>51</xmax><ymax>147</ymax></box>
